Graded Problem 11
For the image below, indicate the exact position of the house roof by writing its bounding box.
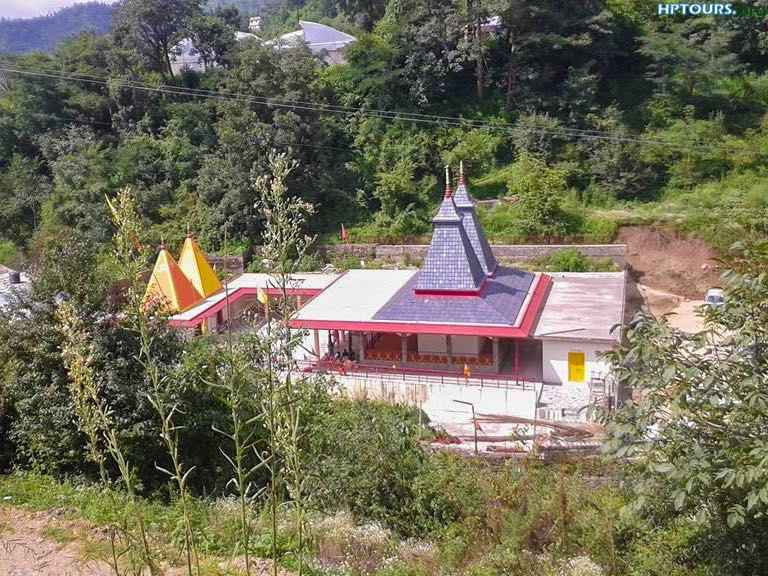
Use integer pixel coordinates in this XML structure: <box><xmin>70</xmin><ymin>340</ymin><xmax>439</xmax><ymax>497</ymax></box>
<box><xmin>144</xmin><ymin>247</ymin><xmax>202</xmax><ymax>313</ymax></box>
<box><xmin>376</xmin><ymin>267</ymin><xmax>536</xmax><ymax>326</ymax></box>
<box><xmin>296</xmin><ymin>21</ymin><xmax>356</xmax><ymax>52</ymax></box>
<box><xmin>269</xmin><ymin>21</ymin><xmax>356</xmax><ymax>64</ymax></box>
<box><xmin>290</xmin><ymin>269</ymin><xmax>551</xmax><ymax>338</ymax></box>
<box><xmin>169</xmin><ymin>272</ymin><xmax>339</xmax><ymax>327</ymax></box>
<box><xmin>291</xmin><ymin>269</ymin><xmax>416</xmax><ymax>323</ymax></box>
<box><xmin>533</xmin><ymin>272</ymin><xmax>626</xmax><ymax>342</ymax></box>
<box><xmin>177</xmin><ymin>235</ymin><xmax>223</xmax><ymax>298</ymax></box>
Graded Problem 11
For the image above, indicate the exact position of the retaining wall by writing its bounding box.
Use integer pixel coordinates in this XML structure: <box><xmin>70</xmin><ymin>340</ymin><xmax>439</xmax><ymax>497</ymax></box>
<box><xmin>317</xmin><ymin>243</ymin><xmax>628</xmax><ymax>267</ymax></box>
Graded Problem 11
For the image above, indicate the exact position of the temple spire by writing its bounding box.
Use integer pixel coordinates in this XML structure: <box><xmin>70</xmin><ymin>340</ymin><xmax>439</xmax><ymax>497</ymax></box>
<box><xmin>452</xmin><ymin>163</ymin><xmax>498</xmax><ymax>276</ymax></box>
<box><xmin>144</xmin><ymin>245</ymin><xmax>202</xmax><ymax>312</ymax></box>
<box><xmin>415</xmin><ymin>167</ymin><xmax>485</xmax><ymax>293</ymax></box>
<box><xmin>178</xmin><ymin>232</ymin><xmax>223</xmax><ymax>298</ymax></box>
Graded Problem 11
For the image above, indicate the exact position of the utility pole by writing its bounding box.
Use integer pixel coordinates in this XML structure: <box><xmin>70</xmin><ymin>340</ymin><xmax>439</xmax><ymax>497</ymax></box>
<box><xmin>453</xmin><ymin>399</ymin><xmax>478</xmax><ymax>455</ymax></box>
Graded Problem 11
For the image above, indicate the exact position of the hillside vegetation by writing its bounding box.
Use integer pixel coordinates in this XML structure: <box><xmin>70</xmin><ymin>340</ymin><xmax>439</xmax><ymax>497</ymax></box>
<box><xmin>0</xmin><ymin>2</ymin><xmax>115</xmax><ymax>54</ymax></box>
<box><xmin>0</xmin><ymin>0</ymin><xmax>767</xmax><ymax>263</ymax></box>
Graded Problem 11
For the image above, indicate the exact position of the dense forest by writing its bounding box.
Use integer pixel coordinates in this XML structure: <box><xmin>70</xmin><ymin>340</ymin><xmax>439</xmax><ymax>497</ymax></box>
<box><xmin>1</xmin><ymin>0</ymin><xmax>768</xmax><ymax>269</ymax></box>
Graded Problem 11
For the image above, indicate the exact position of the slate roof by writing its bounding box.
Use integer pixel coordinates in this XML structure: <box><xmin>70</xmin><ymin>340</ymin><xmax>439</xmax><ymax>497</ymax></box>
<box><xmin>375</xmin><ymin>266</ymin><xmax>535</xmax><ymax>325</ymax></box>
<box><xmin>415</xmin><ymin>185</ymin><xmax>486</xmax><ymax>293</ymax></box>
<box><xmin>453</xmin><ymin>171</ymin><xmax>498</xmax><ymax>275</ymax></box>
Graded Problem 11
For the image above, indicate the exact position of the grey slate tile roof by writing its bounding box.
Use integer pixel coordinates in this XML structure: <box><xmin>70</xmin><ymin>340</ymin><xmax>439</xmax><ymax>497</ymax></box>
<box><xmin>453</xmin><ymin>178</ymin><xmax>498</xmax><ymax>275</ymax></box>
<box><xmin>375</xmin><ymin>266</ymin><xmax>535</xmax><ymax>325</ymax></box>
<box><xmin>415</xmin><ymin>195</ymin><xmax>486</xmax><ymax>292</ymax></box>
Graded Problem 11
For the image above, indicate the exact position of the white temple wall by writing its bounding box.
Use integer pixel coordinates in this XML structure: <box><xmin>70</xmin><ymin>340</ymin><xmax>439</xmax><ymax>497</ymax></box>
<box><xmin>540</xmin><ymin>339</ymin><xmax>612</xmax><ymax>385</ymax></box>
<box><xmin>451</xmin><ymin>335</ymin><xmax>481</xmax><ymax>355</ymax></box>
<box><xmin>418</xmin><ymin>334</ymin><xmax>447</xmax><ymax>354</ymax></box>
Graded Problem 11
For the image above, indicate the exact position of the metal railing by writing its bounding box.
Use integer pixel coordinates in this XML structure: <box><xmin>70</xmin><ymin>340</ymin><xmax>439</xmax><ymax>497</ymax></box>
<box><xmin>299</xmin><ymin>359</ymin><xmax>537</xmax><ymax>391</ymax></box>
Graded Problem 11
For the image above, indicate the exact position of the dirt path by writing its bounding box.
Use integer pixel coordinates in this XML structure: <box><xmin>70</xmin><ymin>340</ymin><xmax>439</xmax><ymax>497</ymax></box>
<box><xmin>0</xmin><ymin>507</ymin><xmax>113</xmax><ymax>576</ymax></box>
<box><xmin>635</xmin><ymin>283</ymin><xmax>706</xmax><ymax>333</ymax></box>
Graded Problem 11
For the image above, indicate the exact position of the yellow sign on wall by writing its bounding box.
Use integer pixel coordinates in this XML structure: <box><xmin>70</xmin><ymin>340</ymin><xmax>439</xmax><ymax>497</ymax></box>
<box><xmin>568</xmin><ymin>352</ymin><xmax>586</xmax><ymax>383</ymax></box>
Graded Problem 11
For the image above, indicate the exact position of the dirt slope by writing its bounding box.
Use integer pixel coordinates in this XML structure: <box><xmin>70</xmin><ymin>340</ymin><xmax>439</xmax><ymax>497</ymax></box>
<box><xmin>617</xmin><ymin>225</ymin><xmax>721</xmax><ymax>299</ymax></box>
<box><xmin>0</xmin><ymin>507</ymin><xmax>112</xmax><ymax>576</ymax></box>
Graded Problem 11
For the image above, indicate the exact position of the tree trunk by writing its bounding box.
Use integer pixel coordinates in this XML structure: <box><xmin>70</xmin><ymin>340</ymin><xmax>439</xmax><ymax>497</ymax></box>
<box><xmin>164</xmin><ymin>45</ymin><xmax>175</xmax><ymax>79</ymax></box>
<box><xmin>475</xmin><ymin>13</ymin><xmax>484</xmax><ymax>100</ymax></box>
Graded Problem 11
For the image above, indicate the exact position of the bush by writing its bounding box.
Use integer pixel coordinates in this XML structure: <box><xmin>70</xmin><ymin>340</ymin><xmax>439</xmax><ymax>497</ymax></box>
<box><xmin>535</xmin><ymin>249</ymin><xmax>618</xmax><ymax>273</ymax></box>
<box><xmin>0</xmin><ymin>240</ymin><xmax>19</xmax><ymax>267</ymax></box>
<box><xmin>307</xmin><ymin>400</ymin><xmax>429</xmax><ymax>534</ymax></box>
<box><xmin>506</xmin><ymin>153</ymin><xmax>571</xmax><ymax>238</ymax></box>
<box><xmin>2</xmin><ymin>303</ymin><xmax>231</xmax><ymax>494</ymax></box>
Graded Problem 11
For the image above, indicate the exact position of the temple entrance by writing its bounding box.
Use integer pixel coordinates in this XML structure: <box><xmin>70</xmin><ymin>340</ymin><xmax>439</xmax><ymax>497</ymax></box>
<box><xmin>308</xmin><ymin>331</ymin><xmax>545</xmax><ymax>383</ymax></box>
<box><xmin>499</xmin><ymin>338</ymin><xmax>542</xmax><ymax>382</ymax></box>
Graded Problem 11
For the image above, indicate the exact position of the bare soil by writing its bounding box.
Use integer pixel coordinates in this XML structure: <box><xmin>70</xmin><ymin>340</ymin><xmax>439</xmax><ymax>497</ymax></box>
<box><xmin>617</xmin><ymin>225</ymin><xmax>721</xmax><ymax>299</ymax></box>
<box><xmin>0</xmin><ymin>505</ymin><xmax>289</xmax><ymax>576</ymax></box>
<box><xmin>0</xmin><ymin>506</ymin><xmax>112</xmax><ymax>576</ymax></box>
<box><xmin>635</xmin><ymin>284</ymin><xmax>706</xmax><ymax>333</ymax></box>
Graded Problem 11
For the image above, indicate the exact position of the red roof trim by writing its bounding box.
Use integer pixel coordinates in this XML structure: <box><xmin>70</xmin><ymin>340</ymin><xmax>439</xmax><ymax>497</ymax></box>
<box><xmin>169</xmin><ymin>286</ymin><xmax>323</xmax><ymax>328</ymax></box>
<box><xmin>289</xmin><ymin>318</ymin><xmax>531</xmax><ymax>338</ymax></box>
<box><xmin>289</xmin><ymin>273</ymin><xmax>553</xmax><ymax>338</ymax></box>
<box><xmin>517</xmin><ymin>273</ymin><xmax>552</xmax><ymax>334</ymax></box>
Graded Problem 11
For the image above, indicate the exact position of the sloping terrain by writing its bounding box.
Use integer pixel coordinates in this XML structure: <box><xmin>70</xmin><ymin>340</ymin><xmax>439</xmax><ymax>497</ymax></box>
<box><xmin>0</xmin><ymin>507</ymin><xmax>112</xmax><ymax>575</ymax></box>
<box><xmin>617</xmin><ymin>225</ymin><xmax>721</xmax><ymax>299</ymax></box>
<box><xmin>0</xmin><ymin>3</ymin><xmax>115</xmax><ymax>54</ymax></box>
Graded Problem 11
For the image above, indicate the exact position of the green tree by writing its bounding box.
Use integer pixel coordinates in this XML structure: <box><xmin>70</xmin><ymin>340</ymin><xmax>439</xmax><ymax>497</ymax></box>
<box><xmin>114</xmin><ymin>0</ymin><xmax>202</xmax><ymax>78</ymax></box>
<box><xmin>641</xmin><ymin>18</ymin><xmax>740</xmax><ymax>100</ymax></box>
<box><xmin>187</xmin><ymin>14</ymin><xmax>237</xmax><ymax>70</ymax></box>
<box><xmin>0</xmin><ymin>155</ymin><xmax>50</xmax><ymax>245</ymax></box>
<box><xmin>507</xmin><ymin>152</ymin><xmax>569</xmax><ymax>238</ymax></box>
<box><xmin>604</xmin><ymin>241</ymin><xmax>768</xmax><ymax>575</ymax></box>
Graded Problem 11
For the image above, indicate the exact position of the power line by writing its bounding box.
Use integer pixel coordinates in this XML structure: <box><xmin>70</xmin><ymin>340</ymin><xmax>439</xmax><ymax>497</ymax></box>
<box><xmin>0</xmin><ymin>63</ymin><xmax>731</xmax><ymax>153</ymax></box>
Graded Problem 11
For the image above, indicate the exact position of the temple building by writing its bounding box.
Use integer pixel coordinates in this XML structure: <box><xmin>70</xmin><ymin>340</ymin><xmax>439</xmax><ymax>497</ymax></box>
<box><xmin>144</xmin><ymin>234</ymin><xmax>337</xmax><ymax>332</ymax></box>
<box><xmin>288</xmin><ymin>167</ymin><xmax>626</xmax><ymax>418</ymax></box>
<box><xmin>153</xmin><ymin>167</ymin><xmax>627</xmax><ymax>420</ymax></box>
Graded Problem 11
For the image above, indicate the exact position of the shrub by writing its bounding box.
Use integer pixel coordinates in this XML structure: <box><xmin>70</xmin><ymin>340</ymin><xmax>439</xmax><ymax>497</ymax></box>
<box><xmin>535</xmin><ymin>249</ymin><xmax>618</xmax><ymax>273</ymax></box>
<box><xmin>507</xmin><ymin>153</ymin><xmax>571</xmax><ymax>238</ymax></box>
<box><xmin>581</xmin><ymin>215</ymin><xmax>619</xmax><ymax>243</ymax></box>
<box><xmin>0</xmin><ymin>240</ymin><xmax>19</xmax><ymax>267</ymax></box>
<box><xmin>307</xmin><ymin>400</ymin><xmax>429</xmax><ymax>534</ymax></box>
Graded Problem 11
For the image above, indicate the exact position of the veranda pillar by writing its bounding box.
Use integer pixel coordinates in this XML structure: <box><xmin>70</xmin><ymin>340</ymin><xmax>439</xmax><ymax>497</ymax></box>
<box><xmin>492</xmin><ymin>338</ymin><xmax>501</xmax><ymax>373</ymax></box>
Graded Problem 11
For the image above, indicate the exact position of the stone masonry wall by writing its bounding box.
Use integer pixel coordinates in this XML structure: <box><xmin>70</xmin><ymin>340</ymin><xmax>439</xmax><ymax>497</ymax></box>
<box><xmin>317</xmin><ymin>243</ymin><xmax>627</xmax><ymax>267</ymax></box>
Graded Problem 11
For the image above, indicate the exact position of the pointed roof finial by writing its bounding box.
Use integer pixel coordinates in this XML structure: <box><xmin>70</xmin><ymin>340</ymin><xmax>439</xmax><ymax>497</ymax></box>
<box><xmin>444</xmin><ymin>165</ymin><xmax>452</xmax><ymax>199</ymax></box>
<box><xmin>459</xmin><ymin>160</ymin><xmax>466</xmax><ymax>185</ymax></box>
<box><xmin>186</xmin><ymin>223</ymin><xmax>192</xmax><ymax>238</ymax></box>
<box><xmin>159</xmin><ymin>235</ymin><xmax>166</xmax><ymax>250</ymax></box>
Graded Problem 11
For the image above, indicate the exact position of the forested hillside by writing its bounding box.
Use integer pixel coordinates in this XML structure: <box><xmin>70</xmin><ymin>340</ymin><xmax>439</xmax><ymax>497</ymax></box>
<box><xmin>0</xmin><ymin>2</ymin><xmax>116</xmax><ymax>54</ymax></box>
<box><xmin>1</xmin><ymin>0</ymin><xmax>768</xmax><ymax>267</ymax></box>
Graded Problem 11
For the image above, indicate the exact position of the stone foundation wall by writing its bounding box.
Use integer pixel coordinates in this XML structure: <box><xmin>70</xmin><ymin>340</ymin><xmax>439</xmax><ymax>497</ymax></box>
<box><xmin>316</xmin><ymin>243</ymin><xmax>627</xmax><ymax>267</ymax></box>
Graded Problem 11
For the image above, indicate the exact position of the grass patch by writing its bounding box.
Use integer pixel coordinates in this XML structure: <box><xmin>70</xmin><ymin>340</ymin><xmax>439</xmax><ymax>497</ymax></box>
<box><xmin>41</xmin><ymin>525</ymin><xmax>77</xmax><ymax>546</ymax></box>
